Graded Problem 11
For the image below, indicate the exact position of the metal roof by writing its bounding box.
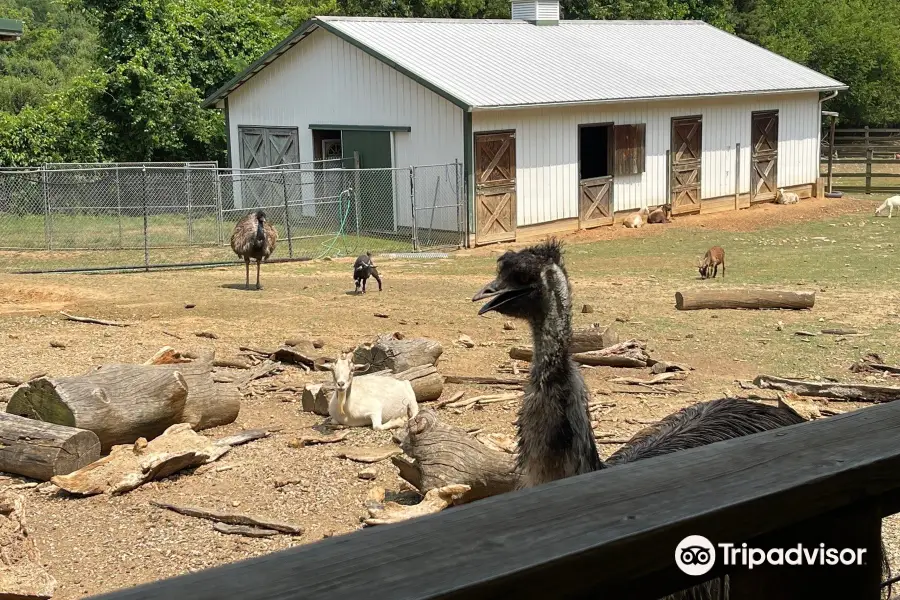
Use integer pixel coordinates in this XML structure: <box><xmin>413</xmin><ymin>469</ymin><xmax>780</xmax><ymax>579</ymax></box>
<box><xmin>0</xmin><ymin>18</ymin><xmax>23</xmax><ymax>41</ymax></box>
<box><xmin>202</xmin><ymin>17</ymin><xmax>846</xmax><ymax>110</ymax></box>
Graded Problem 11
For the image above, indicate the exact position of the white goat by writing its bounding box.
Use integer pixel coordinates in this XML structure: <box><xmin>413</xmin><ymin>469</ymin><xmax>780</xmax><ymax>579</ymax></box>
<box><xmin>776</xmin><ymin>188</ymin><xmax>799</xmax><ymax>205</ymax></box>
<box><xmin>325</xmin><ymin>352</ymin><xmax>418</xmax><ymax>430</ymax></box>
<box><xmin>623</xmin><ymin>207</ymin><xmax>649</xmax><ymax>228</ymax></box>
<box><xmin>875</xmin><ymin>195</ymin><xmax>900</xmax><ymax>218</ymax></box>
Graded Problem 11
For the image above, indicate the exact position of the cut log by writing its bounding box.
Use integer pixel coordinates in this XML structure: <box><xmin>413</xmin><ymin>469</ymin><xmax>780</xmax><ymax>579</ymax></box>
<box><xmin>150</xmin><ymin>501</ymin><xmax>303</xmax><ymax>535</ymax></box>
<box><xmin>0</xmin><ymin>413</ymin><xmax>101</xmax><ymax>481</ymax></box>
<box><xmin>570</xmin><ymin>324</ymin><xmax>620</xmax><ymax>354</ymax></box>
<box><xmin>301</xmin><ymin>383</ymin><xmax>332</xmax><ymax>416</ymax></box>
<box><xmin>50</xmin><ymin>423</ymin><xmax>231</xmax><ymax>496</ymax></box>
<box><xmin>353</xmin><ymin>333</ymin><xmax>443</xmax><ymax>373</ymax></box>
<box><xmin>7</xmin><ymin>353</ymin><xmax>239</xmax><ymax>452</ymax></box>
<box><xmin>510</xmin><ymin>339</ymin><xmax>650</xmax><ymax>368</ymax></box>
<box><xmin>675</xmin><ymin>289</ymin><xmax>815</xmax><ymax>311</ymax></box>
<box><xmin>395</xmin><ymin>409</ymin><xmax>517</xmax><ymax>502</ymax></box>
<box><xmin>391</xmin><ymin>365</ymin><xmax>443</xmax><ymax>402</ymax></box>
<box><xmin>754</xmin><ymin>375</ymin><xmax>900</xmax><ymax>403</ymax></box>
<box><xmin>0</xmin><ymin>493</ymin><xmax>57</xmax><ymax>600</ymax></box>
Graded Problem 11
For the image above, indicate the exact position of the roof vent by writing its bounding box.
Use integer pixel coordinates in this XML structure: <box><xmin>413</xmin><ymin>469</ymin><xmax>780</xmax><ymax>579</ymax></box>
<box><xmin>511</xmin><ymin>0</ymin><xmax>559</xmax><ymax>25</ymax></box>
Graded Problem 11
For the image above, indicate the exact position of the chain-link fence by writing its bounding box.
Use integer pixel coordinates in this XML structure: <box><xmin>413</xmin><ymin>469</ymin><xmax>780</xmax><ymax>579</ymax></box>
<box><xmin>0</xmin><ymin>160</ymin><xmax>466</xmax><ymax>272</ymax></box>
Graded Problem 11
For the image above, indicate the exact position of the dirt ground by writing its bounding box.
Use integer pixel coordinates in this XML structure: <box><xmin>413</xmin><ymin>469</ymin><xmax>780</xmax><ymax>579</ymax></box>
<box><xmin>0</xmin><ymin>194</ymin><xmax>899</xmax><ymax>598</ymax></box>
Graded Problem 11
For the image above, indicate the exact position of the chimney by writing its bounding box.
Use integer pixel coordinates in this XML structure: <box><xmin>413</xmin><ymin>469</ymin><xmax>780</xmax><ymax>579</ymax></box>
<box><xmin>511</xmin><ymin>0</ymin><xmax>560</xmax><ymax>25</ymax></box>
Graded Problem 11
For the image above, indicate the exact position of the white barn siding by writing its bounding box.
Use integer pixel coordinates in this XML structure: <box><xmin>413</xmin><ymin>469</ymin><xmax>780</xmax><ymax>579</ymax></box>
<box><xmin>226</xmin><ymin>28</ymin><xmax>464</xmax><ymax>228</ymax></box>
<box><xmin>472</xmin><ymin>92</ymin><xmax>820</xmax><ymax>227</ymax></box>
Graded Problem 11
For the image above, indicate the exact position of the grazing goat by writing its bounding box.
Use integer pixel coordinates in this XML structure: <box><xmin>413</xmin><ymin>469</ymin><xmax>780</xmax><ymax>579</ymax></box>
<box><xmin>647</xmin><ymin>205</ymin><xmax>672</xmax><ymax>224</ymax></box>
<box><xmin>623</xmin><ymin>207</ymin><xmax>649</xmax><ymax>228</ymax></box>
<box><xmin>230</xmin><ymin>210</ymin><xmax>278</xmax><ymax>290</ymax></box>
<box><xmin>324</xmin><ymin>352</ymin><xmax>418</xmax><ymax>430</ymax></box>
<box><xmin>698</xmin><ymin>246</ymin><xmax>725</xmax><ymax>280</ymax></box>
<box><xmin>875</xmin><ymin>195</ymin><xmax>900</xmax><ymax>218</ymax></box>
<box><xmin>775</xmin><ymin>188</ymin><xmax>799</xmax><ymax>205</ymax></box>
<box><xmin>353</xmin><ymin>252</ymin><xmax>383</xmax><ymax>294</ymax></box>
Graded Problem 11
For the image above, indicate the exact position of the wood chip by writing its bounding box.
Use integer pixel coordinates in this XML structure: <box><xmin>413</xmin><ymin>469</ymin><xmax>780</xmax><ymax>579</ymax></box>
<box><xmin>212</xmin><ymin>523</ymin><xmax>279</xmax><ymax>538</ymax></box>
<box><xmin>150</xmin><ymin>501</ymin><xmax>303</xmax><ymax>535</ymax></box>
<box><xmin>337</xmin><ymin>446</ymin><xmax>402</xmax><ymax>464</ymax></box>
<box><xmin>195</xmin><ymin>331</ymin><xmax>219</xmax><ymax>339</ymax></box>
<box><xmin>287</xmin><ymin>431</ymin><xmax>349</xmax><ymax>448</ymax></box>
<box><xmin>60</xmin><ymin>311</ymin><xmax>130</xmax><ymax>327</ymax></box>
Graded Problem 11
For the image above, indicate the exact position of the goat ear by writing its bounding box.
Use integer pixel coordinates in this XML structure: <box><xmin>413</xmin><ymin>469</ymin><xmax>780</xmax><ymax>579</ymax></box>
<box><xmin>320</xmin><ymin>361</ymin><xmax>334</xmax><ymax>371</ymax></box>
<box><xmin>352</xmin><ymin>362</ymin><xmax>371</xmax><ymax>373</ymax></box>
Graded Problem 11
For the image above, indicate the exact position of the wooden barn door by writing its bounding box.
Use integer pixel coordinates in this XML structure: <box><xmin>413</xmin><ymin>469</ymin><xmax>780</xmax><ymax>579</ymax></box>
<box><xmin>475</xmin><ymin>131</ymin><xmax>517</xmax><ymax>244</ymax></box>
<box><xmin>751</xmin><ymin>110</ymin><xmax>779</xmax><ymax>203</ymax></box>
<box><xmin>671</xmin><ymin>117</ymin><xmax>702</xmax><ymax>214</ymax></box>
<box><xmin>579</xmin><ymin>178</ymin><xmax>612</xmax><ymax>228</ymax></box>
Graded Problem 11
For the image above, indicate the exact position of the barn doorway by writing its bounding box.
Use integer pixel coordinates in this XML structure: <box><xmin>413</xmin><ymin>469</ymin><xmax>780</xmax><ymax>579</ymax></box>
<box><xmin>578</xmin><ymin>124</ymin><xmax>614</xmax><ymax>228</ymax></box>
<box><xmin>751</xmin><ymin>110</ymin><xmax>779</xmax><ymax>203</ymax></box>
<box><xmin>312</xmin><ymin>129</ymin><xmax>342</xmax><ymax>163</ymax></box>
<box><xmin>341</xmin><ymin>130</ymin><xmax>396</xmax><ymax>233</ymax></box>
<box><xmin>671</xmin><ymin>116</ymin><xmax>702</xmax><ymax>214</ymax></box>
<box><xmin>474</xmin><ymin>130</ymin><xmax>517</xmax><ymax>245</ymax></box>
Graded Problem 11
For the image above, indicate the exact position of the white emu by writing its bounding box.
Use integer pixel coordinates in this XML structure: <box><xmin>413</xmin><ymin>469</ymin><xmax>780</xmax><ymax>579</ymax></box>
<box><xmin>875</xmin><ymin>195</ymin><xmax>900</xmax><ymax>218</ymax></box>
<box><xmin>324</xmin><ymin>352</ymin><xmax>418</xmax><ymax>430</ymax></box>
<box><xmin>775</xmin><ymin>188</ymin><xmax>799</xmax><ymax>205</ymax></box>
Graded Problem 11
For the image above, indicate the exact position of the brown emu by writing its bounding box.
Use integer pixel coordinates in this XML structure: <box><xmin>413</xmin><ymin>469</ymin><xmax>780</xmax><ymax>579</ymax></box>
<box><xmin>472</xmin><ymin>239</ymin><xmax>816</xmax><ymax>600</ymax></box>
<box><xmin>230</xmin><ymin>210</ymin><xmax>278</xmax><ymax>290</ymax></box>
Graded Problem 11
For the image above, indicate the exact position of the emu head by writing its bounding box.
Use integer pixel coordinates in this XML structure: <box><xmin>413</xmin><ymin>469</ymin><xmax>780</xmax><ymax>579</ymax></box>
<box><xmin>324</xmin><ymin>352</ymin><xmax>369</xmax><ymax>391</ymax></box>
<box><xmin>473</xmin><ymin>238</ymin><xmax>570</xmax><ymax>322</ymax></box>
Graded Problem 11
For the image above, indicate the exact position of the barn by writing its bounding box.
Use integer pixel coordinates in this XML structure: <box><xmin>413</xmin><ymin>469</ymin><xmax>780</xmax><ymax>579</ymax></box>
<box><xmin>202</xmin><ymin>2</ymin><xmax>846</xmax><ymax>246</ymax></box>
<box><xmin>0</xmin><ymin>18</ymin><xmax>22</xmax><ymax>41</ymax></box>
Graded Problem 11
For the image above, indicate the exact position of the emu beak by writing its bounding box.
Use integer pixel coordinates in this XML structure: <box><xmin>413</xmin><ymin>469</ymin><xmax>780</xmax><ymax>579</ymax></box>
<box><xmin>472</xmin><ymin>279</ymin><xmax>531</xmax><ymax>315</ymax></box>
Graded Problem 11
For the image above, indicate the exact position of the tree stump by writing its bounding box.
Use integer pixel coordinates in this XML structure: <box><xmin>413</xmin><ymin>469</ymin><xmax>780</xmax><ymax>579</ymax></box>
<box><xmin>0</xmin><ymin>493</ymin><xmax>57</xmax><ymax>599</ymax></box>
<box><xmin>0</xmin><ymin>413</ymin><xmax>100</xmax><ymax>481</ymax></box>
<box><xmin>675</xmin><ymin>289</ymin><xmax>815</xmax><ymax>311</ymax></box>
<box><xmin>394</xmin><ymin>409</ymin><xmax>518</xmax><ymax>502</ymax></box>
<box><xmin>387</xmin><ymin>365</ymin><xmax>443</xmax><ymax>402</ymax></box>
<box><xmin>353</xmin><ymin>334</ymin><xmax>443</xmax><ymax>373</ymax></box>
<box><xmin>301</xmin><ymin>383</ymin><xmax>332</xmax><ymax>416</ymax></box>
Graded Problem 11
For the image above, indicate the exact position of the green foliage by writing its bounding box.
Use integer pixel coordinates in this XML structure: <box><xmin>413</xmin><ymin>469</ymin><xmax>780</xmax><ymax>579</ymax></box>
<box><xmin>1</xmin><ymin>0</ymin><xmax>899</xmax><ymax>165</ymax></box>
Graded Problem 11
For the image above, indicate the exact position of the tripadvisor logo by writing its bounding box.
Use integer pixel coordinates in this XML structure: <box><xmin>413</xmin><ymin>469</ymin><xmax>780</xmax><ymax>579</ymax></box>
<box><xmin>675</xmin><ymin>535</ymin><xmax>869</xmax><ymax>575</ymax></box>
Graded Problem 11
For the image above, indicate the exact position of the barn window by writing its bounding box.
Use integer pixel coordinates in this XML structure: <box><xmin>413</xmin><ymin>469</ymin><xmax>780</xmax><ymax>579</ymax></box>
<box><xmin>613</xmin><ymin>124</ymin><xmax>647</xmax><ymax>176</ymax></box>
<box><xmin>238</xmin><ymin>126</ymin><xmax>300</xmax><ymax>169</ymax></box>
<box><xmin>579</xmin><ymin>124</ymin><xmax>612</xmax><ymax>180</ymax></box>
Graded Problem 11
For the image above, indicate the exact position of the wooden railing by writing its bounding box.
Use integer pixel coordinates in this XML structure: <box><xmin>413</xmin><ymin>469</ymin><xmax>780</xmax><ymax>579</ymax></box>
<box><xmin>90</xmin><ymin>399</ymin><xmax>900</xmax><ymax>600</ymax></box>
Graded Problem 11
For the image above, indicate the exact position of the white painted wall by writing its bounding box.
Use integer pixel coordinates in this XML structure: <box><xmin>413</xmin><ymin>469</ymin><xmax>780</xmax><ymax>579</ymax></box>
<box><xmin>226</xmin><ymin>27</ymin><xmax>465</xmax><ymax>230</ymax></box>
<box><xmin>472</xmin><ymin>92</ymin><xmax>821</xmax><ymax>227</ymax></box>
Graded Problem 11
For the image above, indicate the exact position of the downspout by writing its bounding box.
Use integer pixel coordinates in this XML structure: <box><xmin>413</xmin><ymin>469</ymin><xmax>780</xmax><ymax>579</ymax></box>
<box><xmin>818</xmin><ymin>90</ymin><xmax>840</xmax><ymax>196</ymax></box>
<box><xmin>818</xmin><ymin>90</ymin><xmax>839</xmax><ymax>156</ymax></box>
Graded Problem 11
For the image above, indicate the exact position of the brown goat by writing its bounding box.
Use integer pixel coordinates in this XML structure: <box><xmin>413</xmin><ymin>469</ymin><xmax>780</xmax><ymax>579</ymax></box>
<box><xmin>697</xmin><ymin>246</ymin><xmax>725</xmax><ymax>279</ymax></box>
<box><xmin>647</xmin><ymin>205</ymin><xmax>671</xmax><ymax>224</ymax></box>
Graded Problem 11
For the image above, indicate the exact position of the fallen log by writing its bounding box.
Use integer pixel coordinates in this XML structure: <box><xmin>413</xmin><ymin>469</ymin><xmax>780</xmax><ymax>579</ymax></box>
<box><xmin>570</xmin><ymin>323</ymin><xmax>620</xmax><ymax>354</ymax></box>
<box><xmin>50</xmin><ymin>423</ymin><xmax>231</xmax><ymax>496</ymax></box>
<box><xmin>7</xmin><ymin>352</ymin><xmax>240</xmax><ymax>451</ymax></box>
<box><xmin>395</xmin><ymin>409</ymin><xmax>517</xmax><ymax>502</ymax></box>
<box><xmin>364</xmin><ymin>484</ymin><xmax>470</xmax><ymax>526</ymax></box>
<box><xmin>675</xmin><ymin>289</ymin><xmax>815</xmax><ymax>311</ymax></box>
<box><xmin>0</xmin><ymin>493</ymin><xmax>57</xmax><ymax>599</ymax></box>
<box><xmin>150</xmin><ymin>501</ymin><xmax>304</xmax><ymax>535</ymax></box>
<box><xmin>443</xmin><ymin>375</ymin><xmax>526</xmax><ymax>387</ymax></box>
<box><xmin>0</xmin><ymin>413</ymin><xmax>101</xmax><ymax>481</ymax></box>
<box><xmin>754</xmin><ymin>375</ymin><xmax>900</xmax><ymax>403</ymax></box>
<box><xmin>389</xmin><ymin>365</ymin><xmax>443</xmax><ymax>402</ymax></box>
<box><xmin>510</xmin><ymin>339</ymin><xmax>650</xmax><ymax>368</ymax></box>
<box><xmin>353</xmin><ymin>333</ymin><xmax>443</xmax><ymax>372</ymax></box>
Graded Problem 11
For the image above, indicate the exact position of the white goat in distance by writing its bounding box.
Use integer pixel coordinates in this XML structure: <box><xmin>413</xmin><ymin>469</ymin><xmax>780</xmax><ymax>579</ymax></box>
<box><xmin>324</xmin><ymin>352</ymin><xmax>419</xmax><ymax>430</ymax></box>
<box><xmin>776</xmin><ymin>188</ymin><xmax>799</xmax><ymax>205</ymax></box>
<box><xmin>875</xmin><ymin>195</ymin><xmax>900</xmax><ymax>218</ymax></box>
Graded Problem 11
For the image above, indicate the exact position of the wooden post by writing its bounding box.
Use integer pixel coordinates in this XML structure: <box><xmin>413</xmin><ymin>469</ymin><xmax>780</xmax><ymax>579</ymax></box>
<box><xmin>730</xmin><ymin>502</ymin><xmax>882</xmax><ymax>600</ymax></box>
<box><xmin>827</xmin><ymin>116</ymin><xmax>836</xmax><ymax>193</ymax></box>
<box><xmin>866</xmin><ymin>148</ymin><xmax>873</xmax><ymax>194</ymax></box>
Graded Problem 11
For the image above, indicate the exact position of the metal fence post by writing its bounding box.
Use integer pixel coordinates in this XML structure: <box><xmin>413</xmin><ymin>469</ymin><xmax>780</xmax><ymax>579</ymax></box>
<box><xmin>41</xmin><ymin>166</ymin><xmax>51</xmax><ymax>250</ymax></box>
<box><xmin>282</xmin><ymin>169</ymin><xmax>293</xmax><ymax>258</ymax></box>
<box><xmin>185</xmin><ymin>164</ymin><xmax>193</xmax><ymax>245</ymax></box>
<box><xmin>215</xmin><ymin>169</ymin><xmax>224</xmax><ymax>245</ymax></box>
<box><xmin>455</xmin><ymin>159</ymin><xmax>463</xmax><ymax>248</ymax></box>
<box><xmin>115</xmin><ymin>165</ymin><xmax>123</xmax><ymax>248</ymax></box>
<box><xmin>353</xmin><ymin>152</ymin><xmax>361</xmax><ymax>236</ymax></box>
<box><xmin>409</xmin><ymin>166</ymin><xmax>418</xmax><ymax>252</ymax></box>
<box><xmin>142</xmin><ymin>167</ymin><xmax>150</xmax><ymax>270</ymax></box>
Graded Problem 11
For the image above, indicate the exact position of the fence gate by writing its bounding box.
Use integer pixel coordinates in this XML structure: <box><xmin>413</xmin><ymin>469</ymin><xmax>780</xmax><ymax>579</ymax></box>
<box><xmin>751</xmin><ymin>110</ymin><xmax>779</xmax><ymax>203</ymax></box>
<box><xmin>475</xmin><ymin>131</ymin><xmax>517</xmax><ymax>244</ymax></box>
<box><xmin>671</xmin><ymin>116</ymin><xmax>702</xmax><ymax>214</ymax></box>
<box><xmin>578</xmin><ymin>176</ymin><xmax>613</xmax><ymax>228</ymax></box>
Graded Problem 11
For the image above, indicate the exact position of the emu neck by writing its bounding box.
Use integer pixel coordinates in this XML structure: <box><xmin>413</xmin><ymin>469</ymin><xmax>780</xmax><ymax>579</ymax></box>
<box><xmin>528</xmin><ymin>291</ymin><xmax>572</xmax><ymax>384</ymax></box>
<box><xmin>255</xmin><ymin>219</ymin><xmax>265</xmax><ymax>241</ymax></box>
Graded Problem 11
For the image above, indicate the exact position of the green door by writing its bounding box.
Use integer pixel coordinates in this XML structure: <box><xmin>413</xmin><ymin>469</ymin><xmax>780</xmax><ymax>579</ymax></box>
<box><xmin>341</xmin><ymin>130</ymin><xmax>395</xmax><ymax>232</ymax></box>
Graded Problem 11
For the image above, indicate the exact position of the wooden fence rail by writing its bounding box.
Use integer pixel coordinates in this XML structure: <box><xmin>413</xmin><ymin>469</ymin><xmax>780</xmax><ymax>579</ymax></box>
<box><xmin>89</xmin><ymin>399</ymin><xmax>900</xmax><ymax>600</ymax></box>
